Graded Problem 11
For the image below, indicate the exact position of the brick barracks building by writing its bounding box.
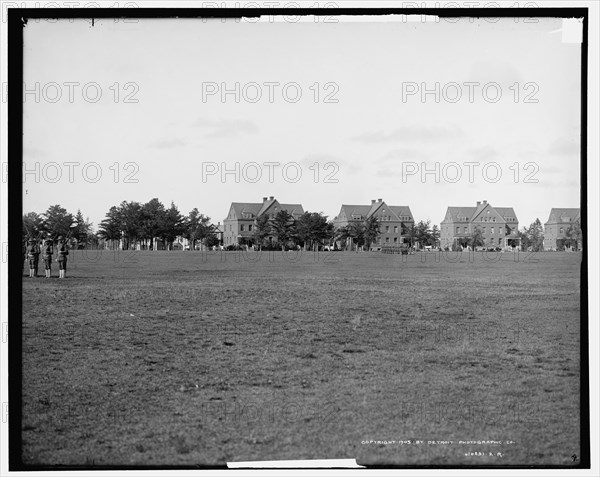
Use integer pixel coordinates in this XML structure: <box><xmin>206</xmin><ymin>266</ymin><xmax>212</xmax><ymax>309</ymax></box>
<box><xmin>333</xmin><ymin>198</ymin><xmax>415</xmax><ymax>249</ymax></box>
<box><xmin>223</xmin><ymin>196</ymin><xmax>304</xmax><ymax>247</ymax></box>
<box><xmin>543</xmin><ymin>208</ymin><xmax>581</xmax><ymax>251</ymax></box>
<box><xmin>440</xmin><ymin>200</ymin><xmax>520</xmax><ymax>250</ymax></box>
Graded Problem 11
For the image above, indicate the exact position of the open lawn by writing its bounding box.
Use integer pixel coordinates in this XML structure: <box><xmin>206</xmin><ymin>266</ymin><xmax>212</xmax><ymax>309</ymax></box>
<box><xmin>20</xmin><ymin>249</ymin><xmax>582</xmax><ymax>467</ymax></box>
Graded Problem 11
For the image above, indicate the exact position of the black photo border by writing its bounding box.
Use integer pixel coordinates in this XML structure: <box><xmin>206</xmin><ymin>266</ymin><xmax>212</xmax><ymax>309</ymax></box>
<box><xmin>7</xmin><ymin>6</ymin><xmax>590</xmax><ymax>471</ymax></box>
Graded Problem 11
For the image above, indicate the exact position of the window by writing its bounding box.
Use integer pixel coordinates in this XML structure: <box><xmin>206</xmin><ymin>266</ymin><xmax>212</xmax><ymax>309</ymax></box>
<box><xmin>491</xmin><ymin>227</ymin><xmax>494</xmax><ymax>234</ymax></box>
<box><xmin>249</xmin><ymin>225</ymin><xmax>253</xmax><ymax>232</ymax></box>
<box><xmin>394</xmin><ymin>237</ymin><xmax>398</xmax><ymax>243</ymax></box>
<box><xmin>456</xmin><ymin>227</ymin><xmax>460</xmax><ymax>234</ymax></box>
<box><xmin>493</xmin><ymin>217</ymin><xmax>496</xmax><ymax>222</ymax></box>
<box><xmin>483</xmin><ymin>227</ymin><xmax>486</xmax><ymax>233</ymax></box>
<box><xmin>386</xmin><ymin>226</ymin><xmax>390</xmax><ymax>232</ymax></box>
<box><xmin>385</xmin><ymin>237</ymin><xmax>390</xmax><ymax>243</ymax></box>
<box><xmin>240</xmin><ymin>224</ymin><xmax>245</xmax><ymax>232</ymax></box>
<box><xmin>394</xmin><ymin>226</ymin><xmax>398</xmax><ymax>233</ymax></box>
<box><xmin>560</xmin><ymin>227</ymin><xmax>564</xmax><ymax>234</ymax></box>
<box><xmin>464</xmin><ymin>227</ymin><xmax>467</xmax><ymax>234</ymax></box>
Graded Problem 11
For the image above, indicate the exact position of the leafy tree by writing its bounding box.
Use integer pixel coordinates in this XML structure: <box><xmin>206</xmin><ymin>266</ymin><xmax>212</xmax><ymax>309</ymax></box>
<box><xmin>118</xmin><ymin>201</ymin><xmax>144</xmax><ymax>250</ymax></box>
<box><xmin>161</xmin><ymin>201</ymin><xmax>185</xmax><ymax>250</ymax></box>
<box><xmin>335</xmin><ymin>225</ymin><xmax>353</xmax><ymax>251</ymax></box>
<box><xmin>72</xmin><ymin>209</ymin><xmax>94</xmax><ymax>246</ymax></box>
<box><xmin>430</xmin><ymin>225</ymin><xmax>441</xmax><ymax>247</ymax></box>
<box><xmin>413</xmin><ymin>220</ymin><xmax>433</xmax><ymax>249</ymax></box>
<box><xmin>183</xmin><ymin>208</ymin><xmax>214</xmax><ymax>250</ymax></box>
<box><xmin>197</xmin><ymin>222</ymin><xmax>218</xmax><ymax>249</ymax></box>
<box><xmin>527</xmin><ymin>218</ymin><xmax>544</xmax><ymax>252</ymax></box>
<box><xmin>349</xmin><ymin>222</ymin><xmax>366</xmax><ymax>251</ymax></box>
<box><xmin>469</xmin><ymin>226</ymin><xmax>485</xmax><ymax>249</ymax></box>
<box><xmin>363</xmin><ymin>216</ymin><xmax>381</xmax><ymax>249</ymax></box>
<box><xmin>98</xmin><ymin>206</ymin><xmax>123</xmax><ymax>248</ymax></box>
<box><xmin>140</xmin><ymin>198</ymin><xmax>166</xmax><ymax>250</ymax></box>
<box><xmin>517</xmin><ymin>227</ymin><xmax>530</xmax><ymax>251</ymax></box>
<box><xmin>402</xmin><ymin>222</ymin><xmax>417</xmax><ymax>247</ymax></box>
<box><xmin>43</xmin><ymin>205</ymin><xmax>75</xmax><ymax>239</ymax></box>
<box><xmin>253</xmin><ymin>214</ymin><xmax>272</xmax><ymax>250</ymax></box>
<box><xmin>296</xmin><ymin>212</ymin><xmax>334</xmax><ymax>250</ymax></box>
<box><xmin>271</xmin><ymin>210</ymin><xmax>296</xmax><ymax>249</ymax></box>
<box><xmin>565</xmin><ymin>219</ymin><xmax>582</xmax><ymax>250</ymax></box>
<box><xmin>23</xmin><ymin>212</ymin><xmax>46</xmax><ymax>239</ymax></box>
<box><xmin>205</xmin><ymin>234</ymin><xmax>220</xmax><ymax>248</ymax></box>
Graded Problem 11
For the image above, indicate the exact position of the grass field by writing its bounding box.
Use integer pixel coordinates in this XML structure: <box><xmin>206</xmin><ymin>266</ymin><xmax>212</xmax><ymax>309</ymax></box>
<box><xmin>20</xmin><ymin>249</ymin><xmax>582</xmax><ymax>467</ymax></box>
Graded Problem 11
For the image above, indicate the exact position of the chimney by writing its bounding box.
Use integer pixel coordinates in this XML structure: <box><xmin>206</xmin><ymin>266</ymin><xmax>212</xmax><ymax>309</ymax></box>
<box><xmin>483</xmin><ymin>200</ymin><xmax>487</xmax><ymax>204</ymax></box>
<box><xmin>263</xmin><ymin>197</ymin><xmax>267</xmax><ymax>202</ymax></box>
<box><xmin>378</xmin><ymin>198</ymin><xmax>382</xmax><ymax>203</ymax></box>
<box><xmin>269</xmin><ymin>196</ymin><xmax>274</xmax><ymax>200</ymax></box>
<box><xmin>476</xmin><ymin>201</ymin><xmax>481</xmax><ymax>206</ymax></box>
<box><xmin>371</xmin><ymin>200</ymin><xmax>376</xmax><ymax>205</ymax></box>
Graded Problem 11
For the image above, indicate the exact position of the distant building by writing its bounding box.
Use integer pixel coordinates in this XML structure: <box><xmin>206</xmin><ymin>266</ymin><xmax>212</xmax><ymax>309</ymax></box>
<box><xmin>333</xmin><ymin>198</ymin><xmax>414</xmax><ymax>249</ymax></box>
<box><xmin>223</xmin><ymin>196</ymin><xmax>304</xmax><ymax>246</ymax></box>
<box><xmin>543</xmin><ymin>208</ymin><xmax>581</xmax><ymax>250</ymax></box>
<box><xmin>213</xmin><ymin>222</ymin><xmax>224</xmax><ymax>245</ymax></box>
<box><xmin>440</xmin><ymin>200</ymin><xmax>520</xmax><ymax>249</ymax></box>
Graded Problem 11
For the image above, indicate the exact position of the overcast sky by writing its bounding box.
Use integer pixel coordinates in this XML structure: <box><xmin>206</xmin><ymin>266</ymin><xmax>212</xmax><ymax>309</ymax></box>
<box><xmin>22</xmin><ymin>15</ymin><xmax>581</xmax><ymax>229</ymax></box>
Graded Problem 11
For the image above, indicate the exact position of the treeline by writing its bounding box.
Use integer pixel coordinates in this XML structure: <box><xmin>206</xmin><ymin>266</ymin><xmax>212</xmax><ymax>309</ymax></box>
<box><xmin>23</xmin><ymin>201</ymin><xmax>582</xmax><ymax>252</ymax></box>
<box><xmin>336</xmin><ymin>218</ymin><xmax>441</xmax><ymax>251</ymax></box>
<box><xmin>518</xmin><ymin>218</ymin><xmax>581</xmax><ymax>252</ymax></box>
<box><xmin>23</xmin><ymin>205</ymin><xmax>93</xmax><ymax>243</ymax></box>
<box><xmin>248</xmin><ymin>210</ymin><xmax>333</xmax><ymax>251</ymax></box>
<box><xmin>234</xmin><ymin>213</ymin><xmax>442</xmax><ymax>251</ymax></box>
<box><xmin>98</xmin><ymin>199</ymin><xmax>217</xmax><ymax>250</ymax></box>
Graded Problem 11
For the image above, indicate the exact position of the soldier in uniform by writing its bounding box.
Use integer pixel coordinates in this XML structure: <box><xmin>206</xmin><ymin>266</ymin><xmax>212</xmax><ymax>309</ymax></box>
<box><xmin>42</xmin><ymin>239</ymin><xmax>53</xmax><ymax>278</ymax></box>
<box><xmin>27</xmin><ymin>238</ymin><xmax>40</xmax><ymax>278</ymax></box>
<box><xmin>57</xmin><ymin>236</ymin><xmax>69</xmax><ymax>279</ymax></box>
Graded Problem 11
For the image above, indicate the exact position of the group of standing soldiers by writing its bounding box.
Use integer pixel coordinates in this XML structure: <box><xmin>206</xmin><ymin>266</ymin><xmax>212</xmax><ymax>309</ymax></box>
<box><xmin>24</xmin><ymin>236</ymin><xmax>69</xmax><ymax>279</ymax></box>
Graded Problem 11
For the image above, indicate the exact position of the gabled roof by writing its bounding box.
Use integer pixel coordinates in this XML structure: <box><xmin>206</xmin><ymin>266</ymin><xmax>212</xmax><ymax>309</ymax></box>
<box><xmin>367</xmin><ymin>202</ymin><xmax>413</xmax><ymax>221</ymax></box>
<box><xmin>389</xmin><ymin>206</ymin><xmax>414</xmax><ymax>220</ymax></box>
<box><xmin>279</xmin><ymin>204</ymin><xmax>304</xmax><ymax>216</ymax></box>
<box><xmin>338</xmin><ymin>205</ymin><xmax>372</xmax><ymax>220</ymax></box>
<box><xmin>228</xmin><ymin>200</ymin><xmax>304</xmax><ymax>221</ymax></box>
<box><xmin>444</xmin><ymin>207</ymin><xmax>477</xmax><ymax>222</ymax></box>
<box><xmin>337</xmin><ymin>203</ymin><xmax>413</xmax><ymax>222</ymax></box>
<box><xmin>257</xmin><ymin>198</ymin><xmax>277</xmax><ymax>216</ymax></box>
<box><xmin>472</xmin><ymin>202</ymin><xmax>489</xmax><ymax>218</ymax></box>
<box><xmin>545</xmin><ymin>208</ymin><xmax>580</xmax><ymax>224</ymax></box>
<box><xmin>367</xmin><ymin>201</ymin><xmax>382</xmax><ymax>217</ymax></box>
<box><xmin>472</xmin><ymin>203</ymin><xmax>505</xmax><ymax>223</ymax></box>
<box><xmin>494</xmin><ymin>207</ymin><xmax>518</xmax><ymax>221</ymax></box>
<box><xmin>443</xmin><ymin>205</ymin><xmax>518</xmax><ymax>223</ymax></box>
<box><xmin>230</xmin><ymin>202</ymin><xmax>263</xmax><ymax>219</ymax></box>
